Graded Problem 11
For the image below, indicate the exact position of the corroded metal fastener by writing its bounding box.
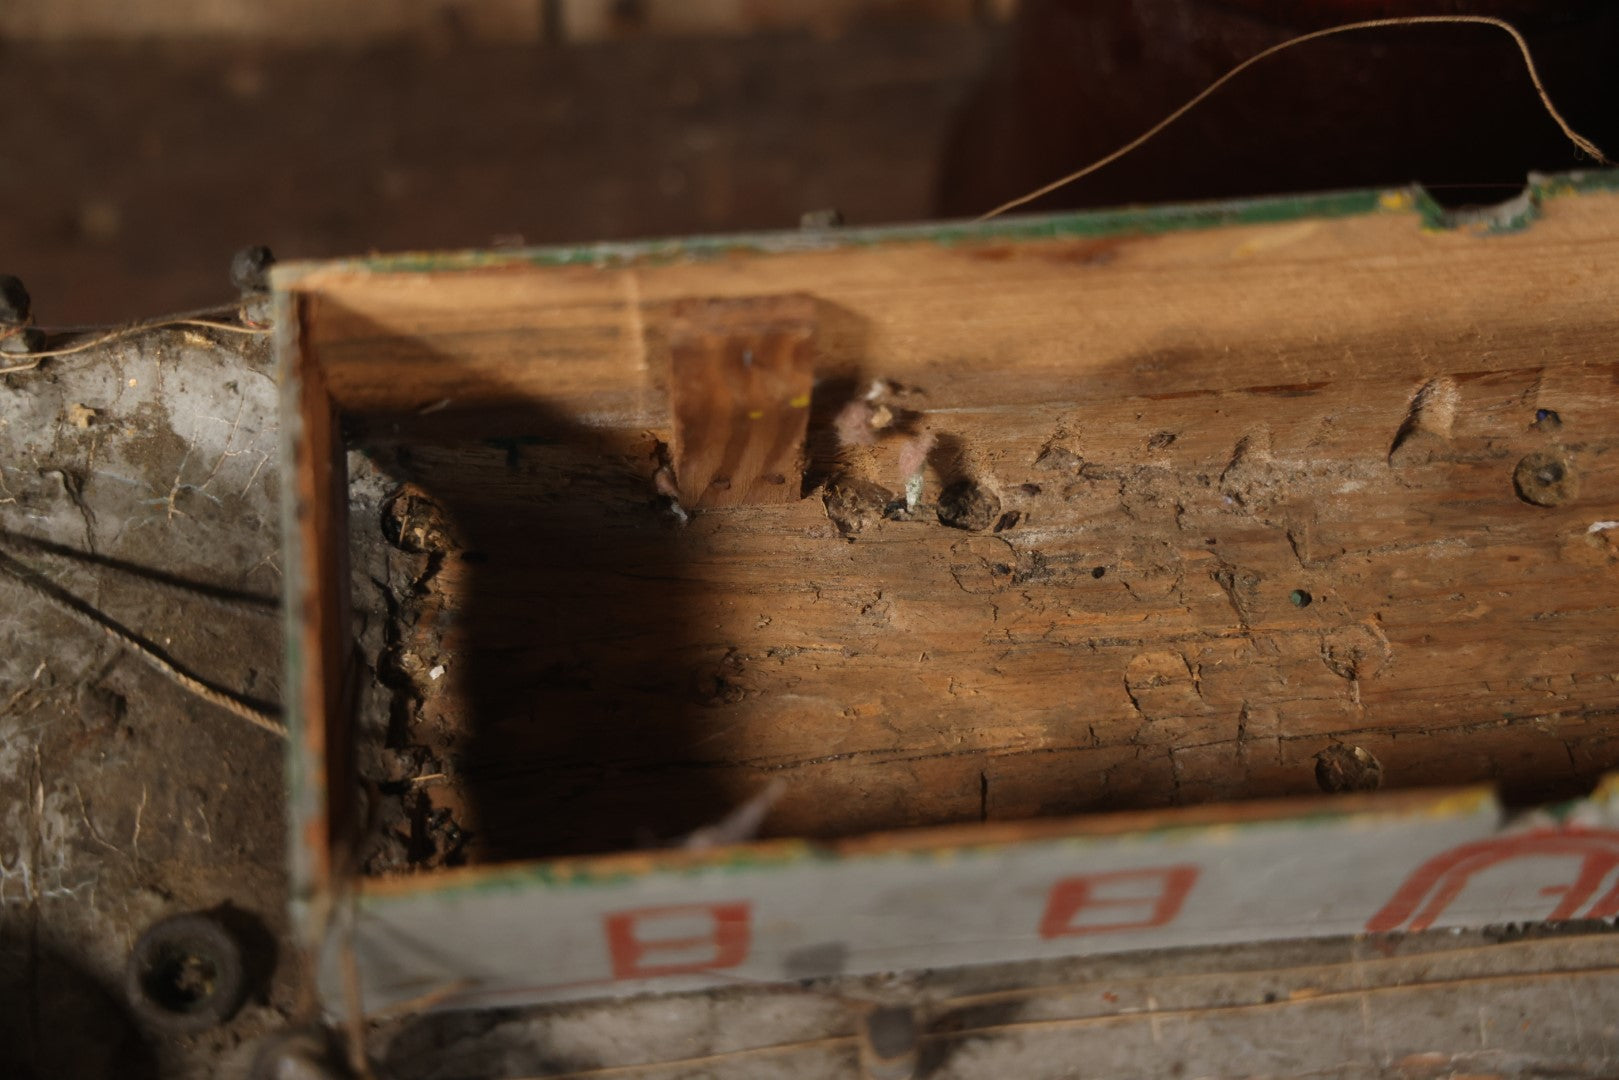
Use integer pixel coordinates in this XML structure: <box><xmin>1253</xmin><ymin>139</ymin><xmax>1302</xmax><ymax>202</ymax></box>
<box><xmin>125</xmin><ymin>912</ymin><xmax>250</xmax><ymax>1033</ymax></box>
<box><xmin>231</xmin><ymin>245</ymin><xmax>277</xmax><ymax>294</ymax></box>
<box><xmin>1513</xmin><ymin>451</ymin><xmax>1577</xmax><ymax>507</ymax></box>
<box><xmin>0</xmin><ymin>273</ymin><xmax>31</xmax><ymax>325</ymax></box>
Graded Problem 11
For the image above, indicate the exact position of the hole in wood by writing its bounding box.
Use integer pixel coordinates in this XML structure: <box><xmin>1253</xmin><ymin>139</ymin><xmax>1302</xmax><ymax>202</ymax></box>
<box><xmin>936</xmin><ymin>479</ymin><xmax>999</xmax><ymax>532</ymax></box>
<box><xmin>1418</xmin><ymin>183</ymin><xmax>1535</xmax><ymax>232</ymax></box>
<box><xmin>1315</xmin><ymin>745</ymin><xmax>1383</xmax><ymax>794</ymax></box>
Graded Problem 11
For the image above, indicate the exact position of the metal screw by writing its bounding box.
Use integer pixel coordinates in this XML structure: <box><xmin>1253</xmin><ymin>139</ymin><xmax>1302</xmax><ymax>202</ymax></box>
<box><xmin>231</xmin><ymin>245</ymin><xmax>277</xmax><ymax>294</ymax></box>
<box><xmin>0</xmin><ymin>274</ymin><xmax>30</xmax><ymax>326</ymax></box>
<box><xmin>1512</xmin><ymin>451</ymin><xmax>1577</xmax><ymax>507</ymax></box>
<box><xmin>125</xmin><ymin>912</ymin><xmax>249</xmax><ymax>1033</ymax></box>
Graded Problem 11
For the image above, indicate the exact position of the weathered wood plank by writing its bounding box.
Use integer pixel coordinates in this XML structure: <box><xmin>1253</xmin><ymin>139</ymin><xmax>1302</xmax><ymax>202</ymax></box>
<box><xmin>282</xmin><ymin>294</ymin><xmax>356</xmax><ymax>900</ymax></box>
<box><xmin>297</xmin><ymin>186</ymin><xmax>1619</xmax><ymax>863</ymax></box>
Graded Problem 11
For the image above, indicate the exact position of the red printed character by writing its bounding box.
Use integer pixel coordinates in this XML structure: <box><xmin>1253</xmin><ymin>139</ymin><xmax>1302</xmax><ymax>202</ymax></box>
<box><xmin>1040</xmin><ymin>865</ymin><xmax>1199</xmax><ymax>938</ymax></box>
<box><xmin>605</xmin><ymin>902</ymin><xmax>751</xmax><ymax>980</ymax></box>
<box><xmin>1368</xmin><ymin>828</ymin><xmax>1619</xmax><ymax>933</ymax></box>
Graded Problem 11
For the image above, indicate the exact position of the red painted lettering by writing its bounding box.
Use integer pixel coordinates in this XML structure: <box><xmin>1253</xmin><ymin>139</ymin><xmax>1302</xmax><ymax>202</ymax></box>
<box><xmin>1368</xmin><ymin>828</ymin><xmax>1619</xmax><ymax>933</ymax></box>
<box><xmin>605</xmin><ymin>902</ymin><xmax>751</xmax><ymax>979</ymax></box>
<box><xmin>1039</xmin><ymin>865</ymin><xmax>1199</xmax><ymax>938</ymax></box>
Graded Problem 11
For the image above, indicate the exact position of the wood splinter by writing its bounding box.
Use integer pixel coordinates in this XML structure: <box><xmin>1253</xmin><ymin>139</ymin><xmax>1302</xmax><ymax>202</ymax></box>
<box><xmin>667</xmin><ymin>294</ymin><xmax>816</xmax><ymax>509</ymax></box>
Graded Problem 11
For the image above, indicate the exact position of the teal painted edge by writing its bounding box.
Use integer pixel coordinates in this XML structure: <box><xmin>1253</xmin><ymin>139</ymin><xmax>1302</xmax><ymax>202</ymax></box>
<box><xmin>273</xmin><ymin>168</ymin><xmax>1619</xmax><ymax>286</ymax></box>
<box><xmin>358</xmin><ymin>792</ymin><xmax>1501</xmax><ymax>908</ymax></box>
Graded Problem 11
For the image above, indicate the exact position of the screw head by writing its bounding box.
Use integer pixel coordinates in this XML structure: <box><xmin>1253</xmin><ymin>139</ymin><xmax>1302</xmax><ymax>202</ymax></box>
<box><xmin>1513</xmin><ymin>451</ymin><xmax>1577</xmax><ymax>507</ymax></box>
<box><xmin>125</xmin><ymin>913</ymin><xmax>248</xmax><ymax>1033</ymax></box>
<box><xmin>0</xmin><ymin>274</ymin><xmax>31</xmax><ymax>325</ymax></box>
<box><xmin>230</xmin><ymin>245</ymin><xmax>276</xmax><ymax>294</ymax></box>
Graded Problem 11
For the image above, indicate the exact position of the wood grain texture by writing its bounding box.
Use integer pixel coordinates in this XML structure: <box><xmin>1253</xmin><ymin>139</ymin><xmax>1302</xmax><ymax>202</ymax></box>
<box><xmin>668</xmin><ymin>295</ymin><xmax>816</xmax><ymax>507</ymax></box>
<box><xmin>285</xmin><ymin>296</ymin><xmax>356</xmax><ymax>897</ymax></box>
<box><xmin>295</xmin><ymin>189</ymin><xmax>1619</xmax><ymax>863</ymax></box>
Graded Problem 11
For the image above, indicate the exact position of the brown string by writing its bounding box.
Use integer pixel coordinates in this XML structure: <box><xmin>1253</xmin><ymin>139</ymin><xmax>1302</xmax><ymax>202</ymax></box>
<box><xmin>0</xmin><ymin>314</ymin><xmax>272</xmax><ymax>376</ymax></box>
<box><xmin>978</xmin><ymin>15</ymin><xmax>1611</xmax><ymax>222</ymax></box>
<box><xmin>0</xmin><ymin>547</ymin><xmax>286</xmax><ymax>737</ymax></box>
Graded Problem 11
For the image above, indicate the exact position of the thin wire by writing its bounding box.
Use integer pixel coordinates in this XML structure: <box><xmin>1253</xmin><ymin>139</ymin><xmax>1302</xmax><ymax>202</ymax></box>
<box><xmin>978</xmin><ymin>15</ymin><xmax>1611</xmax><ymax>222</ymax></box>
<box><xmin>0</xmin><ymin>548</ymin><xmax>286</xmax><ymax>737</ymax></box>
<box><xmin>0</xmin><ymin>314</ymin><xmax>272</xmax><ymax>375</ymax></box>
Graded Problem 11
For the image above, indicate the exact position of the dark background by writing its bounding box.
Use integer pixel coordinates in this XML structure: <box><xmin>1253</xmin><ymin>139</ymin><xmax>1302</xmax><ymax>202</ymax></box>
<box><xmin>2</xmin><ymin>0</ymin><xmax>1615</xmax><ymax>325</ymax></box>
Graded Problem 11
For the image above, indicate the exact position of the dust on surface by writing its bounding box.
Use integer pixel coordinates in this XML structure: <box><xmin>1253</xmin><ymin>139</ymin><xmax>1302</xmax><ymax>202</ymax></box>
<box><xmin>0</xmin><ymin>325</ymin><xmax>295</xmax><ymax>1078</ymax></box>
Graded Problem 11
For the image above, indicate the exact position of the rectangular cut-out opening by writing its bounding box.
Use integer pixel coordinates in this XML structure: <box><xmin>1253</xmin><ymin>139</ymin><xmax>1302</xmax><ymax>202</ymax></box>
<box><xmin>283</xmin><ymin>188</ymin><xmax>1619</xmax><ymax>893</ymax></box>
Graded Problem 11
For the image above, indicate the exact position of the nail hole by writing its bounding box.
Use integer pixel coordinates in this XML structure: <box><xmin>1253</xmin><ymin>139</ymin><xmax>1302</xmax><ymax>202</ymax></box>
<box><xmin>936</xmin><ymin>480</ymin><xmax>1000</xmax><ymax>532</ymax></box>
<box><xmin>1533</xmin><ymin>408</ymin><xmax>1562</xmax><ymax>431</ymax></box>
<box><xmin>1091</xmin><ymin>566</ymin><xmax>1106</xmax><ymax>579</ymax></box>
<box><xmin>1289</xmin><ymin>589</ymin><xmax>1312</xmax><ymax>608</ymax></box>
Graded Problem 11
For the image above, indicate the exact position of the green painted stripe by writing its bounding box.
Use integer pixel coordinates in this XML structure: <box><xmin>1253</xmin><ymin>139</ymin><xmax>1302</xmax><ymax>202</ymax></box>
<box><xmin>272</xmin><ymin>168</ymin><xmax>1619</xmax><ymax>286</ymax></box>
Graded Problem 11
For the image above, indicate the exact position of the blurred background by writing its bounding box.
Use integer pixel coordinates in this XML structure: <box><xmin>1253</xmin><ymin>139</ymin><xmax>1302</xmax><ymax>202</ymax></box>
<box><xmin>1</xmin><ymin>0</ymin><xmax>1615</xmax><ymax>325</ymax></box>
